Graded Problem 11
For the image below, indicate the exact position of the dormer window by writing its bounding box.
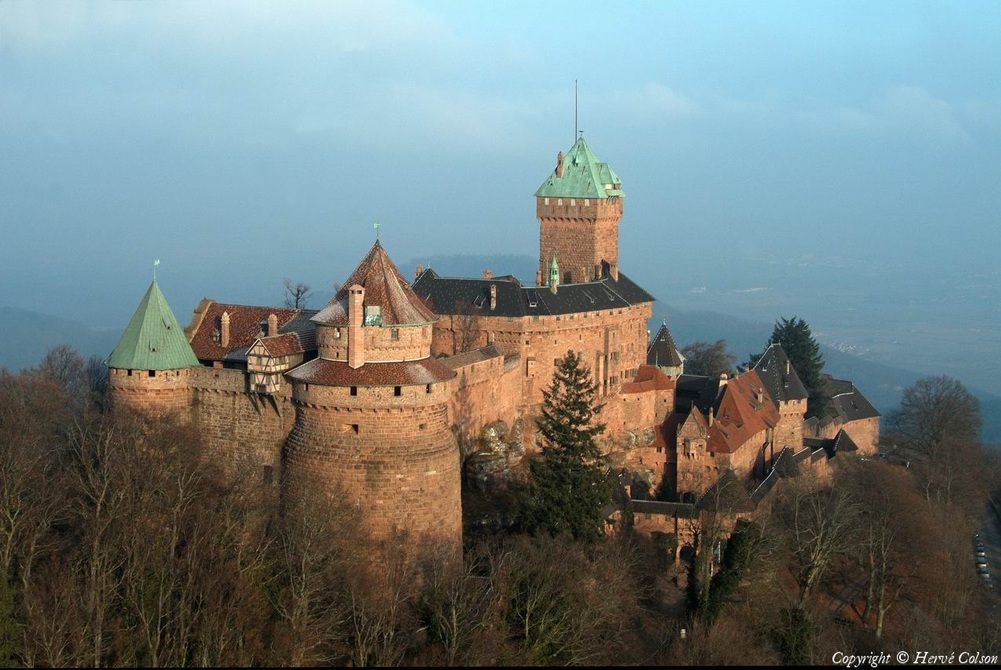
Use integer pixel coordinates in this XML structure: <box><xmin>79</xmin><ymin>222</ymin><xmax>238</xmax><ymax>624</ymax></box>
<box><xmin>364</xmin><ymin>305</ymin><xmax>383</xmax><ymax>326</ymax></box>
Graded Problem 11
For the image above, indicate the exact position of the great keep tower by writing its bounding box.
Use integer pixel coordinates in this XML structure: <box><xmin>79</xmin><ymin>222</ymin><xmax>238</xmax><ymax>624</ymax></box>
<box><xmin>535</xmin><ymin>136</ymin><xmax>623</xmax><ymax>284</ymax></box>
<box><xmin>283</xmin><ymin>241</ymin><xmax>461</xmax><ymax>549</ymax></box>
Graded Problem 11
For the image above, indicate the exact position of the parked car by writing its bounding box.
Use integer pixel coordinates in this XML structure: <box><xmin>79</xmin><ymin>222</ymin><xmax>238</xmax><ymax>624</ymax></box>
<box><xmin>978</xmin><ymin>564</ymin><xmax>991</xmax><ymax>579</ymax></box>
<box><xmin>977</xmin><ymin>556</ymin><xmax>988</xmax><ymax>567</ymax></box>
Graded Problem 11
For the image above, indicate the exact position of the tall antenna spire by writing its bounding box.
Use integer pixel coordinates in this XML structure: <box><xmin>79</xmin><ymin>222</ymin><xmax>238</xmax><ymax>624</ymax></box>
<box><xmin>574</xmin><ymin>79</ymin><xmax>578</xmax><ymax>143</ymax></box>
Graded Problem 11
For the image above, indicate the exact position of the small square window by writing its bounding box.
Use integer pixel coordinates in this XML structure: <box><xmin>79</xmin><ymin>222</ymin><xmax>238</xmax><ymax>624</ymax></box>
<box><xmin>394</xmin><ymin>386</ymin><xmax>402</xmax><ymax>396</ymax></box>
<box><xmin>350</xmin><ymin>386</ymin><xmax>358</xmax><ymax>396</ymax></box>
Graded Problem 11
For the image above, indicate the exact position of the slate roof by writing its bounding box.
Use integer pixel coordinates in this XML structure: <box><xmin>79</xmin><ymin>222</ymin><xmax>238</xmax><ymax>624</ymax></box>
<box><xmin>412</xmin><ymin>268</ymin><xmax>654</xmax><ymax>318</ymax></box>
<box><xmin>186</xmin><ymin>302</ymin><xmax>316</xmax><ymax>363</ymax></box>
<box><xmin>820</xmin><ymin>375</ymin><xmax>880</xmax><ymax>422</ymax></box>
<box><xmin>313</xmin><ymin>241</ymin><xmax>437</xmax><ymax>327</ymax></box>
<box><xmin>534</xmin><ymin>136</ymin><xmax>623</xmax><ymax>199</ymax></box>
<box><xmin>107</xmin><ymin>280</ymin><xmax>200</xmax><ymax>370</ymax></box>
<box><xmin>753</xmin><ymin>344</ymin><xmax>808</xmax><ymax>405</ymax></box>
<box><xmin>285</xmin><ymin>356</ymin><xmax>456</xmax><ymax>387</ymax></box>
<box><xmin>674</xmin><ymin>374</ymin><xmax>721</xmax><ymax>414</ymax></box>
<box><xmin>804</xmin><ymin>430</ymin><xmax>859</xmax><ymax>458</ymax></box>
<box><xmin>646</xmin><ymin>323</ymin><xmax>683</xmax><ymax>368</ymax></box>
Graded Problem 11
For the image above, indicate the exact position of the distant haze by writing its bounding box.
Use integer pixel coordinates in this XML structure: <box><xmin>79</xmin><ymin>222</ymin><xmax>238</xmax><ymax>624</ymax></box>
<box><xmin>2</xmin><ymin>2</ymin><xmax>998</xmax><ymax>409</ymax></box>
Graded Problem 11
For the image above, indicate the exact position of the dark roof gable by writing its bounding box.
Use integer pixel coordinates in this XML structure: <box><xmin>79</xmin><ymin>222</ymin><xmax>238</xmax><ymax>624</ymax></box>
<box><xmin>412</xmin><ymin>268</ymin><xmax>653</xmax><ymax>318</ymax></box>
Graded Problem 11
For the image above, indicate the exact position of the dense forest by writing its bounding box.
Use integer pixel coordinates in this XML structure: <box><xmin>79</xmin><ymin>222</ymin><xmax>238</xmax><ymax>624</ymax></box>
<box><xmin>1</xmin><ymin>345</ymin><xmax>999</xmax><ymax>666</ymax></box>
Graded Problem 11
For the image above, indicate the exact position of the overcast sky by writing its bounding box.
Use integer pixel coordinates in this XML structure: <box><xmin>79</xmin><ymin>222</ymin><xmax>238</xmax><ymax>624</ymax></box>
<box><xmin>2</xmin><ymin>0</ymin><xmax>999</xmax><ymax>380</ymax></box>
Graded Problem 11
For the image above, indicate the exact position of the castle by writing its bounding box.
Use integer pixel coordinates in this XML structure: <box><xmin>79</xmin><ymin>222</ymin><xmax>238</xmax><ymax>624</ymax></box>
<box><xmin>106</xmin><ymin>135</ymin><xmax>879</xmax><ymax>552</ymax></box>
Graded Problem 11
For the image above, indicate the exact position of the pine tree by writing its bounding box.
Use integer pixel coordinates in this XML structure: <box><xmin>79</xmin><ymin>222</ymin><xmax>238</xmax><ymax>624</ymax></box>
<box><xmin>519</xmin><ymin>350</ymin><xmax>611</xmax><ymax>542</ymax></box>
<box><xmin>758</xmin><ymin>317</ymin><xmax>825</xmax><ymax>418</ymax></box>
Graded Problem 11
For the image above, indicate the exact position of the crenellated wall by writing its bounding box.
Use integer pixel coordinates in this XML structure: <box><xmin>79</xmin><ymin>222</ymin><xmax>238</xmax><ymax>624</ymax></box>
<box><xmin>108</xmin><ymin>367</ymin><xmax>194</xmax><ymax>418</ymax></box>
<box><xmin>284</xmin><ymin>381</ymin><xmax>462</xmax><ymax>547</ymax></box>
<box><xmin>537</xmin><ymin>196</ymin><xmax>622</xmax><ymax>283</ymax></box>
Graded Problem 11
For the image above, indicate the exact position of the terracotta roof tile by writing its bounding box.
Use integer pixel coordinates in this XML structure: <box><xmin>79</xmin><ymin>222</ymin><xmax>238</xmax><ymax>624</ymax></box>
<box><xmin>286</xmin><ymin>356</ymin><xmax>456</xmax><ymax>387</ymax></box>
<box><xmin>621</xmin><ymin>364</ymin><xmax>675</xmax><ymax>394</ymax></box>
<box><xmin>257</xmin><ymin>332</ymin><xmax>305</xmax><ymax>358</ymax></box>
<box><xmin>313</xmin><ymin>241</ymin><xmax>437</xmax><ymax>326</ymax></box>
<box><xmin>187</xmin><ymin>302</ymin><xmax>314</xmax><ymax>362</ymax></box>
<box><xmin>706</xmin><ymin>371</ymin><xmax>779</xmax><ymax>454</ymax></box>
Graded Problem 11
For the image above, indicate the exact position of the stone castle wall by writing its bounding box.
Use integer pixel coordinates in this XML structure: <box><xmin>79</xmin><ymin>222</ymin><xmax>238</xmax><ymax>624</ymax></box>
<box><xmin>435</xmin><ymin>302</ymin><xmax>652</xmax><ymax>414</ymax></box>
<box><xmin>284</xmin><ymin>380</ymin><xmax>462</xmax><ymax>546</ymax></box>
<box><xmin>108</xmin><ymin>367</ymin><xmax>194</xmax><ymax>418</ymax></box>
<box><xmin>447</xmin><ymin>353</ymin><xmax>522</xmax><ymax>450</ymax></box>
<box><xmin>810</xmin><ymin>415</ymin><xmax>880</xmax><ymax>456</ymax></box>
<box><xmin>537</xmin><ymin>197</ymin><xmax>622</xmax><ymax>283</ymax></box>
<box><xmin>317</xmin><ymin>322</ymin><xmax>432</xmax><ymax>363</ymax></box>
<box><xmin>189</xmin><ymin>366</ymin><xmax>293</xmax><ymax>473</ymax></box>
<box><xmin>774</xmin><ymin>398</ymin><xmax>806</xmax><ymax>451</ymax></box>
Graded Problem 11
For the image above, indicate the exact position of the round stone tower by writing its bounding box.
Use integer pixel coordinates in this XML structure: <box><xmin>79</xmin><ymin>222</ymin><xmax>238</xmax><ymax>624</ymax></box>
<box><xmin>284</xmin><ymin>241</ymin><xmax>461</xmax><ymax>550</ymax></box>
<box><xmin>106</xmin><ymin>277</ymin><xmax>200</xmax><ymax>417</ymax></box>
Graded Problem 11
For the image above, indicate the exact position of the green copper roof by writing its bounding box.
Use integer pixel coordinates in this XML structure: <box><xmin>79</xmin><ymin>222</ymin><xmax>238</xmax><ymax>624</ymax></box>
<box><xmin>107</xmin><ymin>280</ymin><xmax>200</xmax><ymax>370</ymax></box>
<box><xmin>534</xmin><ymin>136</ymin><xmax>623</xmax><ymax>199</ymax></box>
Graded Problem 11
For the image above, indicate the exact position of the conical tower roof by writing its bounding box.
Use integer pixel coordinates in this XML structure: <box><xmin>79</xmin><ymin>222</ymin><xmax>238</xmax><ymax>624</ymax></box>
<box><xmin>647</xmin><ymin>322</ymin><xmax>683</xmax><ymax>368</ymax></box>
<box><xmin>107</xmin><ymin>280</ymin><xmax>200</xmax><ymax>370</ymax></box>
<box><xmin>534</xmin><ymin>136</ymin><xmax>623</xmax><ymax>199</ymax></box>
<box><xmin>312</xmin><ymin>240</ymin><xmax>438</xmax><ymax>326</ymax></box>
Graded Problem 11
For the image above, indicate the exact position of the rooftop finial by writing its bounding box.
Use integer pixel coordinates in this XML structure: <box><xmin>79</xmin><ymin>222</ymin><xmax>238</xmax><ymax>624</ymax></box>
<box><xmin>153</xmin><ymin>258</ymin><xmax>160</xmax><ymax>281</ymax></box>
<box><xmin>373</xmin><ymin>222</ymin><xmax>381</xmax><ymax>242</ymax></box>
<box><xmin>574</xmin><ymin>79</ymin><xmax>578</xmax><ymax>144</ymax></box>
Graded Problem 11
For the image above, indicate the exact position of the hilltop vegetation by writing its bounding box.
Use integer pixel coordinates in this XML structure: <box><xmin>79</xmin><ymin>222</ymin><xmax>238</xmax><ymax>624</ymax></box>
<box><xmin>1</xmin><ymin>346</ymin><xmax>999</xmax><ymax>665</ymax></box>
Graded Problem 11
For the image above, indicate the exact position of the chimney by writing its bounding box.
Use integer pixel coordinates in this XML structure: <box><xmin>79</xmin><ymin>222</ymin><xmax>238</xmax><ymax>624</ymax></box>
<box><xmin>610</xmin><ymin>262</ymin><xmax>619</xmax><ymax>282</ymax></box>
<box><xmin>267</xmin><ymin>313</ymin><xmax>278</xmax><ymax>336</ymax></box>
<box><xmin>708</xmin><ymin>406</ymin><xmax>714</xmax><ymax>427</ymax></box>
<box><xmin>415</xmin><ymin>264</ymin><xmax>423</xmax><ymax>280</ymax></box>
<box><xmin>220</xmin><ymin>311</ymin><xmax>230</xmax><ymax>348</ymax></box>
<box><xmin>483</xmin><ymin>268</ymin><xmax>492</xmax><ymax>279</ymax></box>
<box><xmin>489</xmin><ymin>284</ymin><xmax>497</xmax><ymax>311</ymax></box>
<box><xmin>348</xmin><ymin>285</ymin><xmax>365</xmax><ymax>369</ymax></box>
<box><xmin>536</xmin><ymin>269</ymin><xmax>543</xmax><ymax>286</ymax></box>
<box><xmin>756</xmin><ymin>388</ymin><xmax>764</xmax><ymax>404</ymax></box>
<box><xmin>785</xmin><ymin>358</ymin><xmax>791</xmax><ymax>375</ymax></box>
<box><xmin>556</xmin><ymin>151</ymin><xmax>564</xmax><ymax>178</ymax></box>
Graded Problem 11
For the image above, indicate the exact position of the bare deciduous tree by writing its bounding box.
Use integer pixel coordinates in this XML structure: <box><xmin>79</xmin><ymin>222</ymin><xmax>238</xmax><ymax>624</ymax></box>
<box><xmin>283</xmin><ymin>278</ymin><xmax>313</xmax><ymax>309</ymax></box>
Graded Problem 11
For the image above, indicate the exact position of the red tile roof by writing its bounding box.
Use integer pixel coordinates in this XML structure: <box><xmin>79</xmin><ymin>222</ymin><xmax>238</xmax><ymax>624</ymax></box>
<box><xmin>186</xmin><ymin>301</ymin><xmax>306</xmax><ymax>361</ymax></box>
<box><xmin>707</xmin><ymin>371</ymin><xmax>779</xmax><ymax>454</ymax></box>
<box><xmin>621</xmin><ymin>364</ymin><xmax>676</xmax><ymax>394</ymax></box>
<box><xmin>313</xmin><ymin>241</ymin><xmax>438</xmax><ymax>326</ymax></box>
<box><xmin>257</xmin><ymin>332</ymin><xmax>305</xmax><ymax>358</ymax></box>
<box><xmin>286</xmin><ymin>356</ymin><xmax>456</xmax><ymax>387</ymax></box>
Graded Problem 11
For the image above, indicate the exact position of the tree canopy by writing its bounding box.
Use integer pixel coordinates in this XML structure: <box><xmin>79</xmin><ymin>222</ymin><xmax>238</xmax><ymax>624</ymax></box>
<box><xmin>518</xmin><ymin>350</ymin><xmax>610</xmax><ymax>542</ymax></box>
<box><xmin>680</xmin><ymin>339</ymin><xmax>736</xmax><ymax>378</ymax></box>
<box><xmin>753</xmin><ymin>317</ymin><xmax>825</xmax><ymax>417</ymax></box>
<box><xmin>887</xmin><ymin>375</ymin><xmax>982</xmax><ymax>463</ymax></box>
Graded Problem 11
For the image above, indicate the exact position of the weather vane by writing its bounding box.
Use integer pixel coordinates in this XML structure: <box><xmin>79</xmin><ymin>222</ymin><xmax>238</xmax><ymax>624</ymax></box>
<box><xmin>373</xmin><ymin>222</ymin><xmax>381</xmax><ymax>241</ymax></box>
<box><xmin>153</xmin><ymin>258</ymin><xmax>160</xmax><ymax>280</ymax></box>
